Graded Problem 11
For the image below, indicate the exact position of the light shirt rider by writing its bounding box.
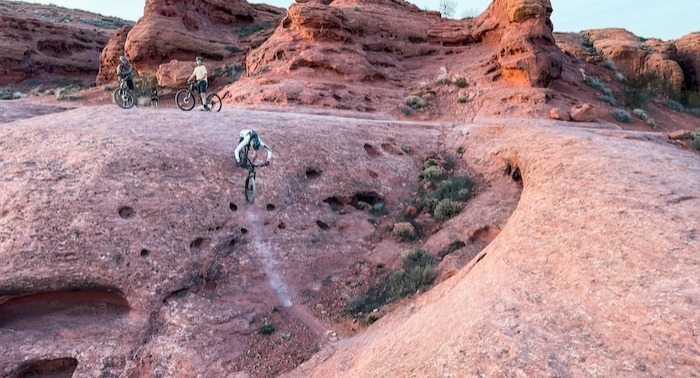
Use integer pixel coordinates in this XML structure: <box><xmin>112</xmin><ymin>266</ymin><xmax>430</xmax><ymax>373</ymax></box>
<box><xmin>235</xmin><ymin>129</ymin><xmax>272</xmax><ymax>166</ymax></box>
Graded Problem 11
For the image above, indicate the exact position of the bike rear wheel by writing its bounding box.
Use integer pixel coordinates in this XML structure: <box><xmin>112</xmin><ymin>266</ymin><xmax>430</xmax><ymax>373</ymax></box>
<box><xmin>244</xmin><ymin>172</ymin><xmax>256</xmax><ymax>204</ymax></box>
<box><xmin>175</xmin><ymin>89</ymin><xmax>196</xmax><ymax>111</ymax></box>
<box><xmin>206</xmin><ymin>93</ymin><xmax>222</xmax><ymax>112</ymax></box>
<box><xmin>113</xmin><ymin>88</ymin><xmax>135</xmax><ymax>109</ymax></box>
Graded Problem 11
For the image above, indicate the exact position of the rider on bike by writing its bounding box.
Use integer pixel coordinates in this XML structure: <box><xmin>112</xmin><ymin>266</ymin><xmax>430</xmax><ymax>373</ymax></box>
<box><xmin>116</xmin><ymin>55</ymin><xmax>134</xmax><ymax>91</ymax></box>
<box><xmin>187</xmin><ymin>56</ymin><xmax>209</xmax><ymax>111</ymax></box>
<box><xmin>234</xmin><ymin>129</ymin><xmax>273</xmax><ymax>168</ymax></box>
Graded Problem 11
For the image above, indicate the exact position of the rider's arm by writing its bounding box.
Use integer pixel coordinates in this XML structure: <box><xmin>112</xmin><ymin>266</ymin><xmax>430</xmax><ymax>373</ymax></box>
<box><xmin>187</xmin><ymin>69</ymin><xmax>196</xmax><ymax>83</ymax></box>
<box><xmin>260</xmin><ymin>140</ymin><xmax>273</xmax><ymax>161</ymax></box>
<box><xmin>234</xmin><ymin>135</ymin><xmax>250</xmax><ymax>164</ymax></box>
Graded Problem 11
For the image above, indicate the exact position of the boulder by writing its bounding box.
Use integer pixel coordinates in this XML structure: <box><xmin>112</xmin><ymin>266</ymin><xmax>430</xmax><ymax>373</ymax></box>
<box><xmin>570</xmin><ymin>103</ymin><xmax>596</xmax><ymax>122</ymax></box>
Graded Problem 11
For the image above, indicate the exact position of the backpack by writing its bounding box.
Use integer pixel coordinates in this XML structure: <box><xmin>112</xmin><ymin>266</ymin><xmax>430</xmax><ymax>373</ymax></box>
<box><xmin>249</xmin><ymin>130</ymin><xmax>261</xmax><ymax>150</ymax></box>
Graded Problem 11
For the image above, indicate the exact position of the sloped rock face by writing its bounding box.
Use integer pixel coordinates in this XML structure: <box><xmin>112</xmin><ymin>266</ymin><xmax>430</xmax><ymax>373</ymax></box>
<box><xmin>0</xmin><ymin>0</ymin><xmax>128</xmax><ymax>86</ymax></box>
<box><xmin>287</xmin><ymin>121</ymin><xmax>700</xmax><ymax>378</ymax></box>
<box><xmin>95</xmin><ymin>25</ymin><xmax>133</xmax><ymax>85</ymax></box>
<box><xmin>471</xmin><ymin>0</ymin><xmax>563</xmax><ymax>87</ymax></box>
<box><xmin>102</xmin><ymin>0</ymin><xmax>285</xmax><ymax>85</ymax></box>
<box><xmin>572</xmin><ymin>29</ymin><xmax>684</xmax><ymax>90</ymax></box>
<box><xmin>674</xmin><ymin>32</ymin><xmax>700</xmax><ymax>91</ymax></box>
<box><xmin>230</xmin><ymin>0</ymin><xmax>564</xmax><ymax>112</ymax></box>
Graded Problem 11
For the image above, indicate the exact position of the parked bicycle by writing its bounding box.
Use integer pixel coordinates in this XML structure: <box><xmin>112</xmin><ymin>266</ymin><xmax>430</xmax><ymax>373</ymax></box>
<box><xmin>113</xmin><ymin>79</ymin><xmax>135</xmax><ymax>109</ymax></box>
<box><xmin>239</xmin><ymin>145</ymin><xmax>269</xmax><ymax>204</ymax></box>
<box><xmin>175</xmin><ymin>80</ymin><xmax>222</xmax><ymax>112</ymax></box>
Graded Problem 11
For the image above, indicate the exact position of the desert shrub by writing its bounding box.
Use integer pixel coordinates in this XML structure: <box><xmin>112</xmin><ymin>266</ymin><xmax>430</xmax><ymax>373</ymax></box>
<box><xmin>688</xmin><ymin>108</ymin><xmax>700</xmax><ymax>118</ymax></box>
<box><xmin>581</xmin><ymin>35</ymin><xmax>597</xmax><ymax>54</ymax></box>
<box><xmin>0</xmin><ymin>89</ymin><xmax>21</xmax><ymax>100</ymax></box>
<box><xmin>422</xmin><ymin>197</ymin><xmax>439</xmax><ymax>212</ymax></box>
<box><xmin>420</xmin><ymin>165</ymin><xmax>447</xmax><ymax>182</ymax></box>
<box><xmin>456</xmin><ymin>146</ymin><xmax>465</xmax><ymax>154</ymax></box>
<box><xmin>222</xmin><ymin>63</ymin><xmax>245</xmax><ymax>84</ymax></box>
<box><xmin>393</xmin><ymin>223</ymin><xmax>416</xmax><ymax>241</ymax></box>
<box><xmin>434</xmin><ymin>76</ymin><xmax>451</xmax><ymax>86</ymax></box>
<box><xmin>692</xmin><ymin>130</ymin><xmax>700</xmax><ymax>150</ymax></box>
<box><xmin>602</xmin><ymin>60</ymin><xmax>617</xmax><ymax>71</ymax></box>
<box><xmin>225</xmin><ymin>44</ymin><xmax>239</xmax><ymax>53</ymax></box>
<box><xmin>345</xmin><ymin>248</ymin><xmax>435</xmax><ymax>315</ymax></box>
<box><xmin>457</xmin><ymin>96</ymin><xmax>467</xmax><ymax>103</ymax></box>
<box><xmin>434</xmin><ymin>199</ymin><xmax>462</xmax><ymax>221</ymax></box>
<box><xmin>405</xmin><ymin>95</ymin><xmax>428</xmax><ymax>109</ymax></box>
<box><xmin>623</xmin><ymin>72</ymin><xmax>667</xmax><ymax>109</ymax></box>
<box><xmin>356</xmin><ymin>201</ymin><xmax>370</xmax><ymax>210</ymax></box>
<box><xmin>421</xmin><ymin>158</ymin><xmax>438</xmax><ymax>170</ymax></box>
<box><xmin>258</xmin><ymin>319</ymin><xmax>275</xmax><ymax>335</ymax></box>
<box><xmin>597</xmin><ymin>95</ymin><xmax>617</xmax><ymax>106</ymax></box>
<box><xmin>400</xmin><ymin>104</ymin><xmax>414</xmax><ymax>116</ymax></box>
<box><xmin>454</xmin><ymin>77</ymin><xmax>468</xmax><ymax>88</ymax></box>
<box><xmin>370</xmin><ymin>202</ymin><xmax>389</xmax><ymax>216</ymax></box>
<box><xmin>665</xmin><ymin>99</ymin><xmax>685</xmax><ymax>112</ymax></box>
<box><xmin>615</xmin><ymin>72</ymin><xmax>625</xmax><ymax>82</ymax></box>
<box><xmin>632</xmin><ymin>108</ymin><xmax>656</xmax><ymax>127</ymax></box>
<box><xmin>585</xmin><ymin>76</ymin><xmax>612</xmax><ymax>96</ymax></box>
<box><xmin>437</xmin><ymin>175</ymin><xmax>473</xmax><ymax>202</ymax></box>
<box><xmin>610</xmin><ymin>108</ymin><xmax>631</xmax><ymax>123</ymax></box>
<box><xmin>239</xmin><ymin>21</ymin><xmax>274</xmax><ymax>37</ymax></box>
<box><xmin>439</xmin><ymin>0</ymin><xmax>457</xmax><ymax>18</ymax></box>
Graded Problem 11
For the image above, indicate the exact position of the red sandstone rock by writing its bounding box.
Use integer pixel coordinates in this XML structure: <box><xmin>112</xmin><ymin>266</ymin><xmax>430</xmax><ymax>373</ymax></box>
<box><xmin>570</xmin><ymin>103</ymin><xmax>596</xmax><ymax>122</ymax></box>
<box><xmin>674</xmin><ymin>32</ymin><xmax>700</xmax><ymax>91</ymax></box>
<box><xmin>0</xmin><ymin>0</ymin><xmax>129</xmax><ymax>86</ymax></box>
<box><xmin>95</xmin><ymin>25</ymin><xmax>132</xmax><ymax>85</ymax></box>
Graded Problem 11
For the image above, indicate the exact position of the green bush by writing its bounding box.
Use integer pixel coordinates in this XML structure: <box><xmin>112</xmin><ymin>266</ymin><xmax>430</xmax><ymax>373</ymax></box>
<box><xmin>344</xmin><ymin>248</ymin><xmax>435</xmax><ymax>315</ymax></box>
<box><xmin>585</xmin><ymin>76</ymin><xmax>612</xmax><ymax>96</ymax></box>
<box><xmin>457</xmin><ymin>96</ymin><xmax>467</xmax><ymax>103</ymax></box>
<box><xmin>456</xmin><ymin>146</ymin><xmax>465</xmax><ymax>154</ymax></box>
<box><xmin>454</xmin><ymin>77</ymin><xmax>468</xmax><ymax>88</ymax></box>
<box><xmin>370</xmin><ymin>202</ymin><xmax>389</xmax><ymax>216</ymax></box>
<box><xmin>420</xmin><ymin>165</ymin><xmax>447</xmax><ymax>182</ymax></box>
<box><xmin>623</xmin><ymin>72</ymin><xmax>667</xmax><ymax>109</ymax></box>
<box><xmin>597</xmin><ymin>95</ymin><xmax>617</xmax><ymax>106</ymax></box>
<box><xmin>421</xmin><ymin>158</ymin><xmax>438</xmax><ymax>170</ymax></box>
<box><xmin>665</xmin><ymin>99</ymin><xmax>685</xmax><ymax>112</ymax></box>
<box><xmin>610</xmin><ymin>108</ymin><xmax>631</xmax><ymax>123</ymax></box>
<box><xmin>434</xmin><ymin>199</ymin><xmax>461</xmax><ymax>221</ymax></box>
<box><xmin>437</xmin><ymin>175</ymin><xmax>473</xmax><ymax>202</ymax></box>
<box><xmin>405</xmin><ymin>95</ymin><xmax>428</xmax><ymax>109</ymax></box>
<box><xmin>692</xmin><ymin>131</ymin><xmax>700</xmax><ymax>150</ymax></box>
<box><xmin>258</xmin><ymin>319</ymin><xmax>275</xmax><ymax>335</ymax></box>
<box><xmin>615</xmin><ymin>72</ymin><xmax>625</xmax><ymax>82</ymax></box>
<box><xmin>239</xmin><ymin>21</ymin><xmax>274</xmax><ymax>37</ymax></box>
<box><xmin>602</xmin><ymin>60</ymin><xmax>617</xmax><ymax>71</ymax></box>
<box><xmin>435</xmin><ymin>77</ymin><xmax>451</xmax><ymax>86</ymax></box>
<box><xmin>225</xmin><ymin>44</ymin><xmax>240</xmax><ymax>53</ymax></box>
<box><xmin>632</xmin><ymin>108</ymin><xmax>656</xmax><ymax>128</ymax></box>
<box><xmin>689</xmin><ymin>108</ymin><xmax>700</xmax><ymax>118</ymax></box>
<box><xmin>581</xmin><ymin>35</ymin><xmax>597</xmax><ymax>54</ymax></box>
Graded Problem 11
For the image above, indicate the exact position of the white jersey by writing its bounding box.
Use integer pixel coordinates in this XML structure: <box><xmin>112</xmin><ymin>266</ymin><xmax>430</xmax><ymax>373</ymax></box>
<box><xmin>234</xmin><ymin>129</ymin><xmax>272</xmax><ymax>164</ymax></box>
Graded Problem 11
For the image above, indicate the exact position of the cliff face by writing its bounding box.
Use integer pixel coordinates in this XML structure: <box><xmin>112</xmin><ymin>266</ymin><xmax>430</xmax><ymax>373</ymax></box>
<box><xmin>0</xmin><ymin>0</ymin><xmax>131</xmax><ymax>86</ymax></box>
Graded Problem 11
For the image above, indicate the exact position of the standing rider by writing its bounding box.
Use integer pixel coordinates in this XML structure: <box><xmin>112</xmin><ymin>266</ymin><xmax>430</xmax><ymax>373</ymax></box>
<box><xmin>116</xmin><ymin>55</ymin><xmax>134</xmax><ymax>91</ymax></box>
<box><xmin>234</xmin><ymin>129</ymin><xmax>273</xmax><ymax>168</ymax></box>
<box><xmin>187</xmin><ymin>56</ymin><xmax>209</xmax><ymax>111</ymax></box>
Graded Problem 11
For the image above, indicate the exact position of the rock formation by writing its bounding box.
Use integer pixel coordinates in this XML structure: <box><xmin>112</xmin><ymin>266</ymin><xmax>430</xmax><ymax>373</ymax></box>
<box><xmin>674</xmin><ymin>32</ymin><xmax>700</xmax><ymax>90</ymax></box>
<box><xmin>95</xmin><ymin>25</ymin><xmax>133</xmax><ymax>85</ymax></box>
<box><xmin>0</xmin><ymin>0</ymin><xmax>130</xmax><ymax>86</ymax></box>
<box><xmin>97</xmin><ymin>0</ymin><xmax>285</xmax><ymax>86</ymax></box>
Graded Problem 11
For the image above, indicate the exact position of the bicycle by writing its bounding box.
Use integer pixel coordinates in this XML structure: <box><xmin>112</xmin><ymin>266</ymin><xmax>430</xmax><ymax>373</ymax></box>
<box><xmin>113</xmin><ymin>78</ymin><xmax>135</xmax><ymax>109</ymax></box>
<box><xmin>175</xmin><ymin>80</ymin><xmax>222</xmax><ymax>112</ymax></box>
<box><xmin>239</xmin><ymin>146</ymin><xmax>269</xmax><ymax>204</ymax></box>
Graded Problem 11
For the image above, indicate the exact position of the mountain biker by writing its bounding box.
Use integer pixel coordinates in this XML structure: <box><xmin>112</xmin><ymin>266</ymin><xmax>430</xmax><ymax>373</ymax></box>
<box><xmin>117</xmin><ymin>55</ymin><xmax>134</xmax><ymax>91</ymax></box>
<box><xmin>187</xmin><ymin>56</ymin><xmax>209</xmax><ymax>111</ymax></box>
<box><xmin>234</xmin><ymin>129</ymin><xmax>273</xmax><ymax>168</ymax></box>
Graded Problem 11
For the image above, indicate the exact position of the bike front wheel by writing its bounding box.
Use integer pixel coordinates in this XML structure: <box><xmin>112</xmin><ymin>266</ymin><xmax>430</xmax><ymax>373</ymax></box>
<box><xmin>113</xmin><ymin>88</ymin><xmax>135</xmax><ymax>109</ymax></box>
<box><xmin>244</xmin><ymin>173</ymin><xmax>256</xmax><ymax>204</ymax></box>
<box><xmin>175</xmin><ymin>89</ymin><xmax>196</xmax><ymax>111</ymax></box>
<box><xmin>206</xmin><ymin>93</ymin><xmax>222</xmax><ymax>112</ymax></box>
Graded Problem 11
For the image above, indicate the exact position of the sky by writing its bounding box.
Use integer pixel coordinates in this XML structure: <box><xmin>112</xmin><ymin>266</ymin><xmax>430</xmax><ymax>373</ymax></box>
<box><xmin>13</xmin><ymin>0</ymin><xmax>699</xmax><ymax>41</ymax></box>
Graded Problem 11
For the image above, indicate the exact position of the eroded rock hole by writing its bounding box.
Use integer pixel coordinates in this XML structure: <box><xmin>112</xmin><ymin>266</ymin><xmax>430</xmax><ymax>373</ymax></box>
<box><xmin>316</xmin><ymin>220</ymin><xmax>330</xmax><ymax>231</ymax></box>
<box><xmin>367</xmin><ymin>169</ymin><xmax>379</xmax><ymax>179</ymax></box>
<box><xmin>505</xmin><ymin>163</ymin><xmax>522</xmax><ymax>183</ymax></box>
<box><xmin>351</xmin><ymin>191</ymin><xmax>384</xmax><ymax>207</ymax></box>
<box><xmin>8</xmin><ymin>357</ymin><xmax>78</xmax><ymax>378</ymax></box>
<box><xmin>190</xmin><ymin>238</ymin><xmax>207</xmax><ymax>250</ymax></box>
<box><xmin>364</xmin><ymin>143</ymin><xmax>382</xmax><ymax>157</ymax></box>
<box><xmin>118</xmin><ymin>206</ymin><xmax>135</xmax><ymax>219</ymax></box>
<box><xmin>439</xmin><ymin>240</ymin><xmax>466</xmax><ymax>258</ymax></box>
<box><xmin>229</xmin><ymin>202</ymin><xmax>238</xmax><ymax>212</ymax></box>
<box><xmin>305</xmin><ymin>167</ymin><xmax>322</xmax><ymax>179</ymax></box>
<box><xmin>241</xmin><ymin>228</ymin><xmax>248</xmax><ymax>234</ymax></box>
<box><xmin>278</xmin><ymin>222</ymin><xmax>286</xmax><ymax>229</ymax></box>
<box><xmin>266</xmin><ymin>204</ymin><xmax>276</xmax><ymax>211</ymax></box>
<box><xmin>323</xmin><ymin>196</ymin><xmax>344</xmax><ymax>212</ymax></box>
<box><xmin>140</xmin><ymin>249</ymin><xmax>149</xmax><ymax>257</ymax></box>
<box><xmin>0</xmin><ymin>289</ymin><xmax>130</xmax><ymax>331</ymax></box>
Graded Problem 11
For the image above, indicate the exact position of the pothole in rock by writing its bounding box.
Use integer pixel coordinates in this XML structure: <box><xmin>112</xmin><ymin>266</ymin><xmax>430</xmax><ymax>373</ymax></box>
<box><xmin>118</xmin><ymin>206</ymin><xmax>135</xmax><ymax>219</ymax></box>
<box><xmin>305</xmin><ymin>167</ymin><xmax>322</xmax><ymax>179</ymax></box>
<box><xmin>316</xmin><ymin>220</ymin><xmax>330</xmax><ymax>231</ymax></box>
<box><xmin>190</xmin><ymin>237</ymin><xmax>208</xmax><ymax>250</ymax></box>
<box><xmin>7</xmin><ymin>357</ymin><xmax>78</xmax><ymax>378</ymax></box>
<box><xmin>230</xmin><ymin>202</ymin><xmax>238</xmax><ymax>212</ymax></box>
<box><xmin>0</xmin><ymin>289</ymin><xmax>130</xmax><ymax>331</ymax></box>
<box><xmin>364</xmin><ymin>143</ymin><xmax>382</xmax><ymax>157</ymax></box>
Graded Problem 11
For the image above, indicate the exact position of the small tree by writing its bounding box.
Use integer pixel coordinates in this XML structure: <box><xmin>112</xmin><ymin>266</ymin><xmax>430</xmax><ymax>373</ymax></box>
<box><xmin>439</xmin><ymin>0</ymin><xmax>457</xmax><ymax>18</ymax></box>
